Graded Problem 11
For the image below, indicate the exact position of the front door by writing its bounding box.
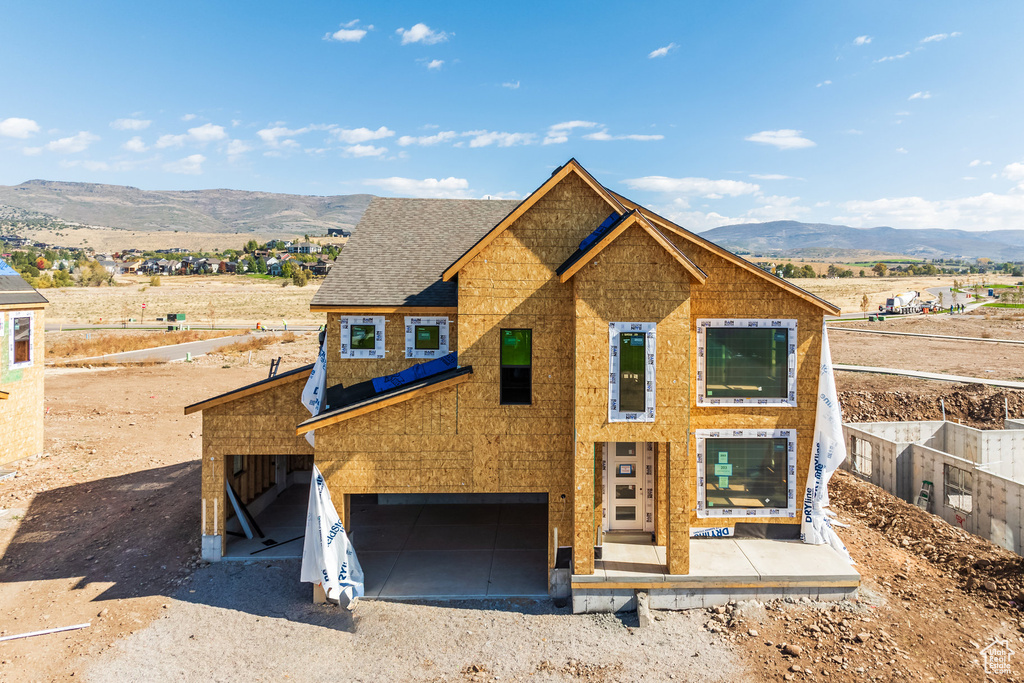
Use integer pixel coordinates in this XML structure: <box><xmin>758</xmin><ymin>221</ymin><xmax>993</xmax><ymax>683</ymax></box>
<box><xmin>608</xmin><ymin>442</ymin><xmax>644</xmax><ymax>530</ymax></box>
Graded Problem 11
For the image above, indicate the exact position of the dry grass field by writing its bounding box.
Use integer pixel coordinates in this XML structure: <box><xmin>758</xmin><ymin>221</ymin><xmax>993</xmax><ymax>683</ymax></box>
<box><xmin>797</xmin><ymin>274</ymin><xmax>1021</xmax><ymax>312</ymax></box>
<box><xmin>46</xmin><ymin>329</ymin><xmax>242</xmax><ymax>358</ymax></box>
<box><xmin>19</xmin><ymin>226</ymin><xmax>292</xmax><ymax>253</ymax></box>
<box><xmin>45</xmin><ymin>274</ymin><xmax>323</xmax><ymax>325</ymax></box>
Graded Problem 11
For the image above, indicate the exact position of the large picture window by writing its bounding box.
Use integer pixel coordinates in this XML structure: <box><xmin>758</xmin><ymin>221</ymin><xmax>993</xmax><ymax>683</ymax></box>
<box><xmin>695</xmin><ymin>429</ymin><xmax>797</xmax><ymax>518</ymax></box>
<box><xmin>9</xmin><ymin>311</ymin><xmax>33</xmax><ymax>369</ymax></box>
<box><xmin>696</xmin><ymin>319</ymin><xmax>797</xmax><ymax>406</ymax></box>
<box><xmin>339</xmin><ymin>316</ymin><xmax>385</xmax><ymax>359</ymax></box>
<box><xmin>609</xmin><ymin>322</ymin><xmax>656</xmax><ymax>422</ymax></box>
<box><xmin>500</xmin><ymin>329</ymin><xmax>531</xmax><ymax>405</ymax></box>
<box><xmin>404</xmin><ymin>316</ymin><xmax>449</xmax><ymax>359</ymax></box>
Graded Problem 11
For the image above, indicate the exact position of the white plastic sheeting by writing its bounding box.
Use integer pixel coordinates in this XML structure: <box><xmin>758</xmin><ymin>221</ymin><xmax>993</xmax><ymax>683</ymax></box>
<box><xmin>300</xmin><ymin>465</ymin><xmax>364</xmax><ymax>607</ymax></box>
<box><xmin>300</xmin><ymin>338</ymin><xmax>327</xmax><ymax>447</ymax></box>
<box><xmin>800</xmin><ymin>323</ymin><xmax>854</xmax><ymax>563</ymax></box>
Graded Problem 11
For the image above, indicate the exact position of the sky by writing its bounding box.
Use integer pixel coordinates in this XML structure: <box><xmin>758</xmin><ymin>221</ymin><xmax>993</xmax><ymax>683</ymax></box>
<box><xmin>2</xmin><ymin>1</ymin><xmax>1024</xmax><ymax>232</ymax></box>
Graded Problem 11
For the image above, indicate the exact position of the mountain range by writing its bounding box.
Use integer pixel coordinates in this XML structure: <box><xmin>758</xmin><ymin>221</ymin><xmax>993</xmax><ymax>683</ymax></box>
<box><xmin>1</xmin><ymin>180</ymin><xmax>1022</xmax><ymax>260</ymax></box>
<box><xmin>699</xmin><ymin>220</ymin><xmax>1024</xmax><ymax>261</ymax></box>
<box><xmin>0</xmin><ymin>180</ymin><xmax>372</xmax><ymax>236</ymax></box>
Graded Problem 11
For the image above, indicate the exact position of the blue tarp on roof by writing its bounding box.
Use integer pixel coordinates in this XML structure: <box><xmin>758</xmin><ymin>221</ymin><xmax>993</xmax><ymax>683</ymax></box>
<box><xmin>371</xmin><ymin>352</ymin><xmax>458</xmax><ymax>393</ymax></box>
<box><xmin>578</xmin><ymin>212</ymin><xmax>622</xmax><ymax>253</ymax></box>
<box><xmin>0</xmin><ymin>259</ymin><xmax>19</xmax><ymax>276</ymax></box>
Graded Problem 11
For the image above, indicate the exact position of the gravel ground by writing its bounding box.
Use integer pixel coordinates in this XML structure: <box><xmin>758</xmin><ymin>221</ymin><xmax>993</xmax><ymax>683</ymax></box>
<box><xmin>85</xmin><ymin>560</ymin><xmax>748</xmax><ymax>683</ymax></box>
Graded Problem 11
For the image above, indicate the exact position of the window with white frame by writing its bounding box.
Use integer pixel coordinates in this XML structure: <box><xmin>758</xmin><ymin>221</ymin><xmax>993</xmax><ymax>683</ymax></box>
<box><xmin>696</xmin><ymin>319</ymin><xmax>797</xmax><ymax>407</ymax></box>
<box><xmin>405</xmin><ymin>316</ymin><xmax>449</xmax><ymax>359</ymax></box>
<box><xmin>696</xmin><ymin>429</ymin><xmax>797</xmax><ymax>518</ymax></box>
<box><xmin>339</xmin><ymin>316</ymin><xmax>385</xmax><ymax>359</ymax></box>
<box><xmin>9</xmin><ymin>311</ymin><xmax>33</xmax><ymax>369</ymax></box>
<box><xmin>943</xmin><ymin>463</ymin><xmax>973</xmax><ymax>513</ymax></box>
<box><xmin>608</xmin><ymin>322</ymin><xmax>656</xmax><ymax>422</ymax></box>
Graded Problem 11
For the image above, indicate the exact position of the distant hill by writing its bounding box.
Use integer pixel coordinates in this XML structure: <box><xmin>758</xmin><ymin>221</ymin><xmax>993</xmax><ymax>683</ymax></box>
<box><xmin>0</xmin><ymin>180</ymin><xmax>373</xmax><ymax>236</ymax></box>
<box><xmin>698</xmin><ymin>220</ymin><xmax>1024</xmax><ymax>261</ymax></box>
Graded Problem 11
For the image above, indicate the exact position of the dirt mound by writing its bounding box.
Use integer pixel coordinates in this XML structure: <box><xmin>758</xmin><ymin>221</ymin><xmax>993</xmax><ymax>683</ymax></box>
<box><xmin>831</xmin><ymin>470</ymin><xmax>1024</xmax><ymax>607</ymax></box>
<box><xmin>839</xmin><ymin>384</ymin><xmax>1024</xmax><ymax>428</ymax></box>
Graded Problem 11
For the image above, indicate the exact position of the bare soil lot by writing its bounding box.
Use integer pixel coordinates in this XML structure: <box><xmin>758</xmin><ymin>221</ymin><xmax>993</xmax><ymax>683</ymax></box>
<box><xmin>798</xmin><ymin>274</ymin><xmax>1020</xmax><ymax>314</ymax></box>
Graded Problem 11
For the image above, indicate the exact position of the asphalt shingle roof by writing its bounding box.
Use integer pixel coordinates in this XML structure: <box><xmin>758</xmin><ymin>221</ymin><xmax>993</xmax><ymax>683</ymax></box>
<box><xmin>0</xmin><ymin>260</ymin><xmax>48</xmax><ymax>306</ymax></box>
<box><xmin>310</xmin><ymin>197</ymin><xmax>520</xmax><ymax>308</ymax></box>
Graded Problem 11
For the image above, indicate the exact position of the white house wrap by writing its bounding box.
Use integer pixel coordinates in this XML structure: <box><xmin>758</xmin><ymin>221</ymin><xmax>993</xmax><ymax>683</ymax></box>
<box><xmin>300</xmin><ymin>338</ymin><xmax>328</xmax><ymax>447</ymax></box>
<box><xmin>300</xmin><ymin>465</ymin><xmax>364</xmax><ymax>606</ymax></box>
<box><xmin>800</xmin><ymin>324</ymin><xmax>853</xmax><ymax>563</ymax></box>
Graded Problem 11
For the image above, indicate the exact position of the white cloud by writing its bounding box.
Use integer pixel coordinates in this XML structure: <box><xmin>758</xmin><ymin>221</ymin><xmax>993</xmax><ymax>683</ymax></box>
<box><xmin>749</xmin><ymin>173</ymin><xmax>798</xmax><ymax>181</ymax></box>
<box><xmin>45</xmin><ymin>131</ymin><xmax>99</xmax><ymax>154</ymax></box>
<box><xmin>181</xmin><ymin>113</ymin><xmax>197</xmax><ymax>121</ymax></box>
<box><xmin>225</xmin><ymin>139</ymin><xmax>252</xmax><ymax>158</ymax></box>
<box><xmin>325</xmin><ymin>21</ymin><xmax>372</xmax><ymax>43</ymax></box>
<box><xmin>874</xmin><ymin>52</ymin><xmax>910</xmax><ymax>63</ymax></box>
<box><xmin>110</xmin><ymin>118</ymin><xmax>151</xmax><ymax>131</ymax></box>
<box><xmin>156</xmin><ymin>123</ymin><xmax>228</xmax><ymax>148</ymax></box>
<box><xmin>648</xmin><ymin>43</ymin><xmax>678</xmax><ymax>59</ymax></box>
<box><xmin>465</xmin><ymin>130</ymin><xmax>536</xmax><ymax>147</ymax></box>
<box><xmin>1003</xmin><ymin>161</ymin><xmax>1024</xmax><ymax>183</ymax></box>
<box><xmin>343</xmin><ymin>144</ymin><xmax>387</xmax><ymax>158</ymax></box>
<box><xmin>123</xmin><ymin>136</ymin><xmax>147</xmax><ymax>152</ymax></box>
<box><xmin>969</xmin><ymin>159</ymin><xmax>991</xmax><ymax>167</ymax></box>
<box><xmin>426</xmin><ymin>59</ymin><xmax>444</xmax><ymax>70</ymax></box>
<box><xmin>853</xmin><ymin>35</ymin><xmax>872</xmax><ymax>46</ymax></box>
<box><xmin>396</xmin><ymin>23</ymin><xmax>450</xmax><ymax>45</ymax></box>
<box><xmin>582</xmin><ymin>129</ymin><xmax>664</xmax><ymax>142</ymax></box>
<box><xmin>258</xmin><ymin>125</ymin><xmax>318</xmax><ymax>148</ymax></box>
<box><xmin>921</xmin><ymin>32</ymin><xmax>961</xmax><ymax>43</ymax></box>
<box><xmin>364</xmin><ymin>176</ymin><xmax>470</xmax><ymax>198</ymax></box>
<box><xmin>747</xmin><ymin>195</ymin><xmax>811</xmax><ymax>221</ymax></box>
<box><xmin>0</xmin><ymin>117</ymin><xmax>40</xmax><ymax>138</ymax></box>
<box><xmin>164</xmin><ymin>154</ymin><xmax>205</xmax><ymax>175</ymax></box>
<box><xmin>816</xmin><ymin>80</ymin><xmax>832</xmax><ymax>87</ymax></box>
<box><xmin>333</xmin><ymin>126</ymin><xmax>394</xmax><ymax>144</ymax></box>
<box><xmin>744</xmin><ymin>129</ymin><xmax>816</xmax><ymax>150</ymax></box>
<box><xmin>896</xmin><ymin>147</ymin><xmax>908</xmax><ymax>154</ymax></box>
<box><xmin>624</xmin><ymin>176</ymin><xmax>761</xmax><ymax>198</ymax></box>
<box><xmin>543</xmin><ymin>120</ymin><xmax>599</xmax><ymax>145</ymax></box>
<box><xmin>908</xmin><ymin>91</ymin><xmax>931</xmax><ymax>100</ymax></box>
<box><xmin>502</xmin><ymin>80</ymin><xmax>520</xmax><ymax>90</ymax></box>
<box><xmin>397</xmin><ymin>131</ymin><xmax>458</xmax><ymax>146</ymax></box>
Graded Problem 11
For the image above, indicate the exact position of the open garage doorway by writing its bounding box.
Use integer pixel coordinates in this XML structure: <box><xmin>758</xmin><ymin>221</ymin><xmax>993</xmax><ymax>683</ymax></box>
<box><xmin>222</xmin><ymin>454</ymin><xmax>312</xmax><ymax>560</ymax></box>
<box><xmin>351</xmin><ymin>494</ymin><xmax>549</xmax><ymax>599</ymax></box>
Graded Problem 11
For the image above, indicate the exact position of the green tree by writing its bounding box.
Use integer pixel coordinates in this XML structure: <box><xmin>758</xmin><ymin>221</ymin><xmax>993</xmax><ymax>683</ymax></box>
<box><xmin>872</xmin><ymin>262</ymin><xmax>888</xmax><ymax>277</ymax></box>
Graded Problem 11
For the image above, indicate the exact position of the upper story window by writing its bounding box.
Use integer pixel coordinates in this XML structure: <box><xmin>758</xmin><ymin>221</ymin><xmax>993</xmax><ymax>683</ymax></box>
<box><xmin>695</xmin><ymin>428</ymin><xmax>797</xmax><ymax>518</ymax></box>
<box><xmin>500</xmin><ymin>329</ymin><xmax>531</xmax><ymax>405</ymax></box>
<box><xmin>405</xmin><ymin>317</ymin><xmax>449</xmax><ymax>359</ymax></box>
<box><xmin>9</xmin><ymin>311</ymin><xmax>33</xmax><ymax>369</ymax></box>
<box><xmin>339</xmin><ymin>316</ymin><xmax>385</xmax><ymax>359</ymax></box>
<box><xmin>696</xmin><ymin>319</ymin><xmax>797</xmax><ymax>407</ymax></box>
<box><xmin>609</xmin><ymin>322</ymin><xmax>656</xmax><ymax>422</ymax></box>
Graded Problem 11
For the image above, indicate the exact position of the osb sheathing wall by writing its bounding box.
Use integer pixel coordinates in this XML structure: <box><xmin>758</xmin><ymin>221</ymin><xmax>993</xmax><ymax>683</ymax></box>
<box><xmin>324</xmin><ymin>312</ymin><xmax>459</xmax><ymax>389</ymax></box>
<box><xmin>316</xmin><ymin>172</ymin><xmax>614</xmax><ymax>574</ymax></box>
<box><xmin>0</xmin><ymin>306</ymin><xmax>46</xmax><ymax>465</ymax></box>
<box><xmin>670</xmin><ymin>239</ymin><xmax>825</xmax><ymax>531</ymax></box>
<box><xmin>571</xmin><ymin>226</ymin><xmax>693</xmax><ymax>575</ymax></box>
<box><xmin>200</xmin><ymin>376</ymin><xmax>313</xmax><ymax>545</ymax></box>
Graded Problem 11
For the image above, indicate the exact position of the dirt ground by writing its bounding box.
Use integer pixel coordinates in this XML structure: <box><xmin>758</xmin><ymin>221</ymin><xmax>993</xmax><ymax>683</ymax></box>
<box><xmin>44</xmin><ymin>274</ymin><xmax>322</xmax><ymax>326</ymax></box>
<box><xmin>3</xmin><ymin>312</ymin><xmax>1024</xmax><ymax>680</ymax></box>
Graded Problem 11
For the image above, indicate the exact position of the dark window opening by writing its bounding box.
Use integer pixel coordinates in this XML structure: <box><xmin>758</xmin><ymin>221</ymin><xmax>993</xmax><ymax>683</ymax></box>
<box><xmin>500</xmin><ymin>329</ymin><xmax>532</xmax><ymax>405</ymax></box>
<box><xmin>618</xmin><ymin>332</ymin><xmax>646</xmax><ymax>412</ymax></box>
<box><xmin>414</xmin><ymin>325</ymin><xmax>440</xmax><ymax>350</ymax></box>
<box><xmin>705</xmin><ymin>327</ymin><xmax>788</xmax><ymax>399</ymax></box>
<box><xmin>13</xmin><ymin>316</ymin><xmax>31</xmax><ymax>364</ymax></box>
<box><xmin>350</xmin><ymin>324</ymin><xmax>377</xmax><ymax>351</ymax></box>
<box><xmin>232</xmin><ymin>454</ymin><xmax>245</xmax><ymax>476</ymax></box>
<box><xmin>704</xmin><ymin>437</ymin><xmax>789</xmax><ymax>510</ymax></box>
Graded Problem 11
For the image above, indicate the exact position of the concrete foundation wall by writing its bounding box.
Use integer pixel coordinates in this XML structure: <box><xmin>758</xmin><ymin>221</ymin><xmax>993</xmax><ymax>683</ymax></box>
<box><xmin>843</xmin><ymin>421</ymin><xmax>1024</xmax><ymax>556</ymax></box>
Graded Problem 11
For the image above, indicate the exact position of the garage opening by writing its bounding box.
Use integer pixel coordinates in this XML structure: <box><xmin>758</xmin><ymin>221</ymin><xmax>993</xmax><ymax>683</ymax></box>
<box><xmin>222</xmin><ymin>454</ymin><xmax>312</xmax><ymax>560</ymax></box>
<box><xmin>351</xmin><ymin>493</ymin><xmax>549</xmax><ymax>599</ymax></box>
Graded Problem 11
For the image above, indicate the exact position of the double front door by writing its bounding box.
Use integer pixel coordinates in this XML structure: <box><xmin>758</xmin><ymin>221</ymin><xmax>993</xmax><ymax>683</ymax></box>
<box><xmin>604</xmin><ymin>442</ymin><xmax>654</xmax><ymax>532</ymax></box>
